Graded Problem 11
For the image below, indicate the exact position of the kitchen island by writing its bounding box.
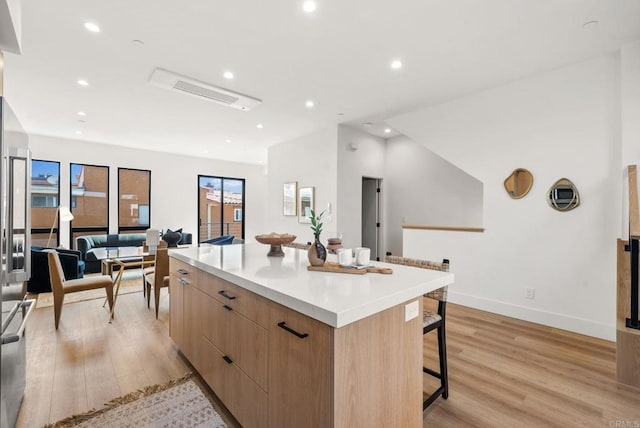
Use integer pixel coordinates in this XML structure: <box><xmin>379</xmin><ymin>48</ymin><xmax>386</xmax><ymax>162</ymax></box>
<box><xmin>169</xmin><ymin>243</ymin><xmax>454</xmax><ymax>428</ymax></box>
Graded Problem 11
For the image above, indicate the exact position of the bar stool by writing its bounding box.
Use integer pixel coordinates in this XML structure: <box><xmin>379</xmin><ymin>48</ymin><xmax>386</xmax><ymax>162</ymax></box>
<box><xmin>385</xmin><ymin>256</ymin><xmax>450</xmax><ymax>410</ymax></box>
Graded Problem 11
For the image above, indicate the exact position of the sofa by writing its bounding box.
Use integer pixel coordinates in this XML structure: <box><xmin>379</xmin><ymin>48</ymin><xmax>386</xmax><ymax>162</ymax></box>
<box><xmin>27</xmin><ymin>246</ymin><xmax>85</xmax><ymax>293</ymax></box>
<box><xmin>77</xmin><ymin>232</ymin><xmax>193</xmax><ymax>273</ymax></box>
<box><xmin>76</xmin><ymin>234</ymin><xmax>146</xmax><ymax>273</ymax></box>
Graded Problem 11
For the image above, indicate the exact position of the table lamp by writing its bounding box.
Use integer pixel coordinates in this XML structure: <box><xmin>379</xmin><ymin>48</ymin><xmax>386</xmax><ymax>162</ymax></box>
<box><xmin>146</xmin><ymin>228</ymin><xmax>160</xmax><ymax>255</ymax></box>
<box><xmin>47</xmin><ymin>206</ymin><xmax>74</xmax><ymax>247</ymax></box>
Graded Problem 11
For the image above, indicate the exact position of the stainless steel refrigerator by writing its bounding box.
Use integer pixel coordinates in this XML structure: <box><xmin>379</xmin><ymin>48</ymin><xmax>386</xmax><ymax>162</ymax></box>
<box><xmin>1</xmin><ymin>95</ymin><xmax>35</xmax><ymax>428</ymax></box>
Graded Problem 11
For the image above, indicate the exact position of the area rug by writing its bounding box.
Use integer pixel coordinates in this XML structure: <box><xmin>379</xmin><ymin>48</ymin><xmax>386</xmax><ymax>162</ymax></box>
<box><xmin>35</xmin><ymin>272</ymin><xmax>144</xmax><ymax>309</ymax></box>
<box><xmin>45</xmin><ymin>373</ymin><xmax>227</xmax><ymax>428</ymax></box>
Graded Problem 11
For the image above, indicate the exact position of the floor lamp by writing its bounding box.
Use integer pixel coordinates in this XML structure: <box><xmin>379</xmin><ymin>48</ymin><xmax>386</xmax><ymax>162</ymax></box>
<box><xmin>47</xmin><ymin>206</ymin><xmax>74</xmax><ymax>248</ymax></box>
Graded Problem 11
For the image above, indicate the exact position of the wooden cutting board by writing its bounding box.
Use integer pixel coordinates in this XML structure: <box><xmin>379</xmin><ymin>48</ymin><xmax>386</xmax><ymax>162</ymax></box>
<box><xmin>307</xmin><ymin>262</ymin><xmax>393</xmax><ymax>275</ymax></box>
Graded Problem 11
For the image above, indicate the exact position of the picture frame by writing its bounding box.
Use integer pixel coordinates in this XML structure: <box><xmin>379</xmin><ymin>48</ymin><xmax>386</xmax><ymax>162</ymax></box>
<box><xmin>298</xmin><ymin>187</ymin><xmax>314</xmax><ymax>223</ymax></box>
<box><xmin>283</xmin><ymin>182</ymin><xmax>297</xmax><ymax>216</ymax></box>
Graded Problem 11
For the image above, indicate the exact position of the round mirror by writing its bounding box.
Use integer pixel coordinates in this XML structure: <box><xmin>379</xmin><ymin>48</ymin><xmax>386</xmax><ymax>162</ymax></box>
<box><xmin>547</xmin><ymin>178</ymin><xmax>580</xmax><ymax>211</ymax></box>
<box><xmin>504</xmin><ymin>168</ymin><xmax>534</xmax><ymax>199</ymax></box>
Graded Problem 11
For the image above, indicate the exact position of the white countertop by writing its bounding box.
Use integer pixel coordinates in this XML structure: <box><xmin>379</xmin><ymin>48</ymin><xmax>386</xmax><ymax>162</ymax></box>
<box><xmin>170</xmin><ymin>243</ymin><xmax>454</xmax><ymax>328</ymax></box>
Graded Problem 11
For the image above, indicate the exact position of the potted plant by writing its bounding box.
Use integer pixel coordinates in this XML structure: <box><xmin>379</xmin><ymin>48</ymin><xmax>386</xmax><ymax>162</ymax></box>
<box><xmin>308</xmin><ymin>209</ymin><xmax>327</xmax><ymax>266</ymax></box>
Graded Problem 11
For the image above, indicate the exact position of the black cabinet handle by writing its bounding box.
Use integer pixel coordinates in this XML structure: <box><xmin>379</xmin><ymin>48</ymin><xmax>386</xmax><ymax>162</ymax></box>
<box><xmin>277</xmin><ymin>322</ymin><xmax>309</xmax><ymax>339</ymax></box>
<box><xmin>223</xmin><ymin>355</ymin><xmax>233</xmax><ymax>364</ymax></box>
<box><xmin>223</xmin><ymin>304</ymin><xmax>233</xmax><ymax>311</ymax></box>
<box><xmin>177</xmin><ymin>269</ymin><xmax>189</xmax><ymax>275</ymax></box>
<box><xmin>218</xmin><ymin>290</ymin><xmax>236</xmax><ymax>300</ymax></box>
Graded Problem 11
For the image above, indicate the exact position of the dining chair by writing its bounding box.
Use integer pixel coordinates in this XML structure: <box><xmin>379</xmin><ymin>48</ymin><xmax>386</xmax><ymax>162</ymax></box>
<box><xmin>141</xmin><ymin>240</ymin><xmax>167</xmax><ymax>298</ymax></box>
<box><xmin>46</xmin><ymin>249</ymin><xmax>114</xmax><ymax>329</ymax></box>
<box><xmin>385</xmin><ymin>255</ymin><xmax>450</xmax><ymax>410</ymax></box>
<box><xmin>145</xmin><ymin>247</ymin><xmax>169</xmax><ymax>319</ymax></box>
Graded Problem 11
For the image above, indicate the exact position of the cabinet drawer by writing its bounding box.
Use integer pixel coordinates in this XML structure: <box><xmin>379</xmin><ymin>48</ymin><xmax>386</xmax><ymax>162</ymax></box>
<box><xmin>201</xmin><ymin>338</ymin><xmax>268</xmax><ymax>428</ymax></box>
<box><xmin>170</xmin><ymin>259</ymin><xmax>201</xmax><ymax>285</ymax></box>
<box><xmin>199</xmin><ymin>274</ymin><xmax>269</xmax><ymax>328</ymax></box>
<box><xmin>268</xmin><ymin>303</ymin><xmax>333</xmax><ymax>428</ymax></box>
<box><xmin>202</xmin><ymin>293</ymin><xmax>268</xmax><ymax>391</ymax></box>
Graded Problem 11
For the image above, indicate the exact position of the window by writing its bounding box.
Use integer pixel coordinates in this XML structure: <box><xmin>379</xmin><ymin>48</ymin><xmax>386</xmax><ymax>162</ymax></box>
<box><xmin>118</xmin><ymin>168</ymin><xmax>151</xmax><ymax>233</ymax></box>
<box><xmin>198</xmin><ymin>175</ymin><xmax>245</xmax><ymax>243</ymax></box>
<box><xmin>31</xmin><ymin>160</ymin><xmax>60</xmax><ymax>246</ymax></box>
<box><xmin>70</xmin><ymin>163</ymin><xmax>109</xmax><ymax>248</ymax></box>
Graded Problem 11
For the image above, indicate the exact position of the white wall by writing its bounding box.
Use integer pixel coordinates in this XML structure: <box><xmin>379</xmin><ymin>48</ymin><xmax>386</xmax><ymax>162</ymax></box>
<box><xmin>336</xmin><ymin>124</ymin><xmax>386</xmax><ymax>250</ymax></box>
<box><xmin>621</xmin><ymin>41</ymin><xmax>640</xmax><ymax>236</ymax></box>
<box><xmin>267</xmin><ymin>127</ymin><xmax>338</xmax><ymax>245</ymax></box>
<box><xmin>29</xmin><ymin>134</ymin><xmax>267</xmax><ymax>247</ymax></box>
<box><xmin>389</xmin><ymin>55</ymin><xmax>621</xmax><ymax>340</ymax></box>
<box><xmin>384</xmin><ymin>135</ymin><xmax>483</xmax><ymax>255</ymax></box>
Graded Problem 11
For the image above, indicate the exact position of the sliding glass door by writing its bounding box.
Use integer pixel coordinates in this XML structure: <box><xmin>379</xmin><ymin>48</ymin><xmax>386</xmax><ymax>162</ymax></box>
<box><xmin>198</xmin><ymin>175</ymin><xmax>245</xmax><ymax>243</ymax></box>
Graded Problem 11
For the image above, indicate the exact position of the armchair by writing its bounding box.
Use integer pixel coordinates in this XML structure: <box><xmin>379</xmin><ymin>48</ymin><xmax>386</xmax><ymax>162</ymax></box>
<box><xmin>27</xmin><ymin>246</ymin><xmax>85</xmax><ymax>294</ymax></box>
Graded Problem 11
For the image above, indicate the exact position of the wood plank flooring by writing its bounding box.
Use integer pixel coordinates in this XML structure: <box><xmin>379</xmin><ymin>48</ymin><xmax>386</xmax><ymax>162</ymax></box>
<box><xmin>16</xmin><ymin>291</ymin><xmax>640</xmax><ymax>427</ymax></box>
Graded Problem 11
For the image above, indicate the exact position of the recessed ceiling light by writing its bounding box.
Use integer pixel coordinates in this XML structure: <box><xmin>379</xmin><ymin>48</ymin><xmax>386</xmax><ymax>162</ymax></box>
<box><xmin>305</xmin><ymin>100</ymin><xmax>315</xmax><ymax>108</ymax></box>
<box><xmin>384</xmin><ymin>128</ymin><xmax>392</xmax><ymax>133</ymax></box>
<box><xmin>390</xmin><ymin>59</ymin><xmax>403</xmax><ymax>70</ymax></box>
<box><xmin>225</xmin><ymin>139</ymin><xmax>232</xmax><ymax>143</ymax></box>
<box><xmin>84</xmin><ymin>22</ymin><xmax>101</xmax><ymax>33</ymax></box>
<box><xmin>75</xmin><ymin>130</ymin><xmax>83</xmax><ymax>135</ymax></box>
<box><xmin>303</xmin><ymin>1</ymin><xmax>317</xmax><ymax>13</ymax></box>
<box><xmin>223</xmin><ymin>71</ymin><xmax>235</xmax><ymax>80</ymax></box>
<box><xmin>257</xmin><ymin>123</ymin><xmax>264</xmax><ymax>129</ymax></box>
<box><xmin>77</xmin><ymin>111</ymin><xmax>86</xmax><ymax>116</ymax></box>
<box><xmin>77</xmin><ymin>79</ymin><xmax>89</xmax><ymax>86</ymax></box>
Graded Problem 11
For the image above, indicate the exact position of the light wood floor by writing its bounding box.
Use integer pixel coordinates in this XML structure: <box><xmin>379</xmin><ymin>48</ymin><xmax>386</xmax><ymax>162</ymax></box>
<box><xmin>16</xmin><ymin>291</ymin><xmax>640</xmax><ymax>427</ymax></box>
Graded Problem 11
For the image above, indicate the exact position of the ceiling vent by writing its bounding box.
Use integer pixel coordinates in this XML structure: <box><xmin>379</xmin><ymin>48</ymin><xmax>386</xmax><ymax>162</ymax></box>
<box><xmin>148</xmin><ymin>68</ymin><xmax>262</xmax><ymax>111</ymax></box>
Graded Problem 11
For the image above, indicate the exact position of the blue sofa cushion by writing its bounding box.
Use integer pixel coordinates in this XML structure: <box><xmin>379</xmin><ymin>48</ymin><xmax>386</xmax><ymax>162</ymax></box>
<box><xmin>202</xmin><ymin>235</ymin><xmax>235</xmax><ymax>245</ymax></box>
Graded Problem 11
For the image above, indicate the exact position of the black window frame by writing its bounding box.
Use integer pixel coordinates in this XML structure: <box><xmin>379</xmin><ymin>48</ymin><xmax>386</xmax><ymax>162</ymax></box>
<box><xmin>30</xmin><ymin>159</ymin><xmax>61</xmax><ymax>247</ymax></box>
<box><xmin>197</xmin><ymin>174</ymin><xmax>246</xmax><ymax>243</ymax></box>
<box><xmin>117</xmin><ymin>167</ymin><xmax>151</xmax><ymax>234</ymax></box>
<box><xmin>69</xmin><ymin>162</ymin><xmax>110</xmax><ymax>249</ymax></box>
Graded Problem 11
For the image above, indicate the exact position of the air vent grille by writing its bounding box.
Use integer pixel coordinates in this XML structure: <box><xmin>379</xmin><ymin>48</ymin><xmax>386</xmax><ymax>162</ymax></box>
<box><xmin>173</xmin><ymin>80</ymin><xmax>239</xmax><ymax>105</ymax></box>
<box><xmin>148</xmin><ymin>68</ymin><xmax>262</xmax><ymax>111</ymax></box>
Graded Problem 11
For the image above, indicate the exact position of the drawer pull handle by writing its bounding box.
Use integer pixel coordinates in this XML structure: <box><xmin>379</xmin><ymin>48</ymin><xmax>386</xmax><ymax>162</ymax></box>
<box><xmin>278</xmin><ymin>322</ymin><xmax>309</xmax><ymax>339</ymax></box>
<box><xmin>223</xmin><ymin>355</ymin><xmax>233</xmax><ymax>364</ymax></box>
<box><xmin>178</xmin><ymin>278</ymin><xmax>190</xmax><ymax>285</ymax></box>
<box><xmin>177</xmin><ymin>269</ymin><xmax>190</xmax><ymax>275</ymax></box>
<box><xmin>223</xmin><ymin>305</ymin><xmax>233</xmax><ymax>311</ymax></box>
<box><xmin>218</xmin><ymin>290</ymin><xmax>237</xmax><ymax>300</ymax></box>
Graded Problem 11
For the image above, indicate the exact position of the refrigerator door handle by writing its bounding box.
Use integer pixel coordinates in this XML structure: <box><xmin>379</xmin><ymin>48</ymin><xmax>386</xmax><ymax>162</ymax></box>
<box><xmin>0</xmin><ymin>299</ymin><xmax>35</xmax><ymax>345</ymax></box>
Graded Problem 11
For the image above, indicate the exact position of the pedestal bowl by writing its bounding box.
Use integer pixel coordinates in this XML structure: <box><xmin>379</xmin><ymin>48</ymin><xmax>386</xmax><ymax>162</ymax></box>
<box><xmin>254</xmin><ymin>233</ymin><xmax>297</xmax><ymax>257</ymax></box>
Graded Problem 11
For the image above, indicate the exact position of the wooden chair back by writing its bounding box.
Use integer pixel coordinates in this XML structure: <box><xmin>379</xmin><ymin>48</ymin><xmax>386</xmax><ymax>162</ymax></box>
<box><xmin>154</xmin><ymin>248</ymin><xmax>169</xmax><ymax>288</ymax></box>
<box><xmin>46</xmin><ymin>250</ymin><xmax>66</xmax><ymax>297</ymax></box>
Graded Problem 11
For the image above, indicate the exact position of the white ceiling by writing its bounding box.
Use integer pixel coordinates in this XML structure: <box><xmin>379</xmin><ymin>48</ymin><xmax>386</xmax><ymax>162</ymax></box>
<box><xmin>4</xmin><ymin>0</ymin><xmax>640</xmax><ymax>165</ymax></box>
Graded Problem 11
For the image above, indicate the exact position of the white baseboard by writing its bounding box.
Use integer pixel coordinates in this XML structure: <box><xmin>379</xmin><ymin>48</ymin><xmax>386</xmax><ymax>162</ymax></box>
<box><xmin>448</xmin><ymin>291</ymin><xmax>615</xmax><ymax>342</ymax></box>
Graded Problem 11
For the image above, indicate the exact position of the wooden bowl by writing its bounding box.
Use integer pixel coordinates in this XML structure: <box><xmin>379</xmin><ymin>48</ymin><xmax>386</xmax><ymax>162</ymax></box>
<box><xmin>254</xmin><ymin>233</ymin><xmax>297</xmax><ymax>257</ymax></box>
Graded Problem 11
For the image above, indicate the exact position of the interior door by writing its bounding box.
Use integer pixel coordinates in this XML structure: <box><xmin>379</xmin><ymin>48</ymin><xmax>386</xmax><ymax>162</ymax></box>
<box><xmin>362</xmin><ymin>177</ymin><xmax>381</xmax><ymax>261</ymax></box>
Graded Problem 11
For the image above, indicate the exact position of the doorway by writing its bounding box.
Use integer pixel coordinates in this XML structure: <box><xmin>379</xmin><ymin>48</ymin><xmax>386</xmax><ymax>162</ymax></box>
<box><xmin>362</xmin><ymin>177</ymin><xmax>382</xmax><ymax>261</ymax></box>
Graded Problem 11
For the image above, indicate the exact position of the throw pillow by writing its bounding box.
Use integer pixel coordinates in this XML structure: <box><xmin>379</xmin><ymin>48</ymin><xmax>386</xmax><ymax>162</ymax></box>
<box><xmin>162</xmin><ymin>228</ymin><xmax>182</xmax><ymax>248</ymax></box>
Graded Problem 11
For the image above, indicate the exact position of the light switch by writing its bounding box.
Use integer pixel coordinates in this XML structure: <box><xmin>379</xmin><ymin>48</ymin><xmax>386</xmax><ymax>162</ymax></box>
<box><xmin>405</xmin><ymin>300</ymin><xmax>419</xmax><ymax>322</ymax></box>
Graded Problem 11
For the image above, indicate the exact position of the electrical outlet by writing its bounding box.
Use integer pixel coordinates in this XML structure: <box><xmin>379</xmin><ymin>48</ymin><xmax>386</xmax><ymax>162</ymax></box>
<box><xmin>525</xmin><ymin>287</ymin><xmax>535</xmax><ymax>299</ymax></box>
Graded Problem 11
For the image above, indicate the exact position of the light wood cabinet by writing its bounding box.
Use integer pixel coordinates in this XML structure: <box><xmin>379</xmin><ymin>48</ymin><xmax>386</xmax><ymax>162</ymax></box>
<box><xmin>202</xmin><ymin>294</ymin><xmax>268</xmax><ymax>391</ymax></box>
<box><xmin>170</xmin><ymin>259</ymin><xmax>423</xmax><ymax>428</ymax></box>
<box><xmin>168</xmin><ymin>260</ymin><xmax>186</xmax><ymax>351</ymax></box>
<box><xmin>201</xmin><ymin>337</ymin><xmax>268</xmax><ymax>428</ymax></box>
<box><xmin>268</xmin><ymin>303</ymin><xmax>333</xmax><ymax>428</ymax></box>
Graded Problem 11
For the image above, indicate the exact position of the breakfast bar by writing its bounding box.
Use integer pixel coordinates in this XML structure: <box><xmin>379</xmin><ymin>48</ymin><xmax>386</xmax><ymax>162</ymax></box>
<box><xmin>169</xmin><ymin>243</ymin><xmax>454</xmax><ymax>428</ymax></box>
